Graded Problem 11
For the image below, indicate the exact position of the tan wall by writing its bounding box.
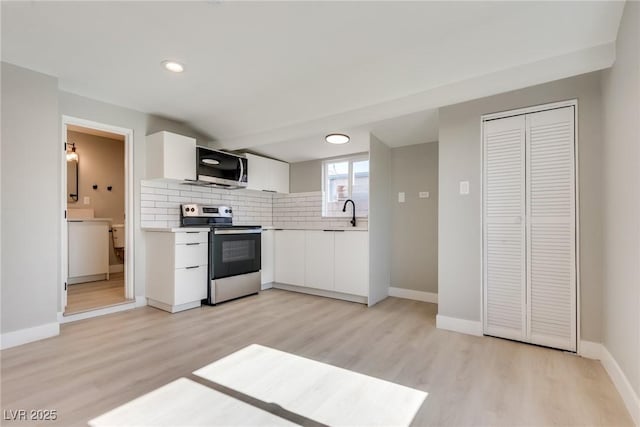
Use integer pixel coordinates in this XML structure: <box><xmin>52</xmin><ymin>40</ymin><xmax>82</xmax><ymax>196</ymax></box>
<box><xmin>438</xmin><ymin>71</ymin><xmax>604</xmax><ymax>342</ymax></box>
<box><xmin>601</xmin><ymin>1</ymin><xmax>640</xmax><ymax>397</ymax></box>
<box><xmin>290</xmin><ymin>159</ymin><xmax>322</xmax><ymax>193</ymax></box>
<box><xmin>390</xmin><ymin>142</ymin><xmax>438</xmax><ymax>294</ymax></box>
<box><xmin>67</xmin><ymin>130</ymin><xmax>124</xmax><ymax>266</ymax></box>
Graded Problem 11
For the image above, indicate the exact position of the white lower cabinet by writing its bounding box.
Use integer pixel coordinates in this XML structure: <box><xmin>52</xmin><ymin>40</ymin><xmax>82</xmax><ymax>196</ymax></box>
<box><xmin>334</xmin><ymin>232</ymin><xmax>369</xmax><ymax>296</ymax></box>
<box><xmin>273</xmin><ymin>229</ymin><xmax>369</xmax><ymax>300</ymax></box>
<box><xmin>146</xmin><ymin>231</ymin><xmax>208</xmax><ymax>313</ymax></box>
<box><xmin>261</xmin><ymin>230</ymin><xmax>274</xmax><ymax>286</ymax></box>
<box><xmin>274</xmin><ymin>230</ymin><xmax>305</xmax><ymax>286</ymax></box>
<box><xmin>68</xmin><ymin>220</ymin><xmax>110</xmax><ymax>283</ymax></box>
<box><xmin>304</xmin><ymin>231</ymin><xmax>334</xmax><ymax>291</ymax></box>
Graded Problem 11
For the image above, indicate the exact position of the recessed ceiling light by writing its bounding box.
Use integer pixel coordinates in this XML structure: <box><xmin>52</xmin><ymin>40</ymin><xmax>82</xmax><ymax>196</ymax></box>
<box><xmin>325</xmin><ymin>133</ymin><xmax>350</xmax><ymax>144</ymax></box>
<box><xmin>162</xmin><ymin>60</ymin><xmax>185</xmax><ymax>73</ymax></box>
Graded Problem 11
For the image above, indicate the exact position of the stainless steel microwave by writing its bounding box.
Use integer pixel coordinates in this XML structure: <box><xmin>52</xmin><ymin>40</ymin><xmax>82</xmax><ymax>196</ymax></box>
<box><xmin>196</xmin><ymin>146</ymin><xmax>248</xmax><ymax>189</ymax></box>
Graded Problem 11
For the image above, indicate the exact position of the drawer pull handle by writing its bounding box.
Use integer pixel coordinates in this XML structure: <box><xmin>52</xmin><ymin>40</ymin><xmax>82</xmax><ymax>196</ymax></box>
<box><xmin>186</xmin><ymin>266</ymin><xmax>199</xmax><ymax>270</ymax></box>
<box><xmin>186</xmin><ymin>243</ymin><xmax>200</xmax><ymax>246</ymax></box>
<box><xmin>186</xmin><ymin>232</ymin><xmax>200</xmax><ymax>234</ymax></box>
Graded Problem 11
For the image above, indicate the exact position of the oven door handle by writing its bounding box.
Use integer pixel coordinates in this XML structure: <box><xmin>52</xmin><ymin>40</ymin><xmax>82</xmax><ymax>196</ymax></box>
<box><xmin>214</xmin><ymin>229</ymin><xmax>262</xmax><ymax>235</ymax></box>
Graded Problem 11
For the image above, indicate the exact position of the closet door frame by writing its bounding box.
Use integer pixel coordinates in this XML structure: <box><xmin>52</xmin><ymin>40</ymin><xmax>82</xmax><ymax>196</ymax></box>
<box><xmin>480</xmin><ymin>99</ymin><xmax>580</xmax><ymax>352</ymax></box>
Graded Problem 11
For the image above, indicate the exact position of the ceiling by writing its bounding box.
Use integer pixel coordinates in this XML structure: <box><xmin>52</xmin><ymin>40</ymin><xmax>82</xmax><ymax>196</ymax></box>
<box><xmin>1</xmin><ymin>1</ymin><xmax>624</xmax><ymax>161</ymax></box>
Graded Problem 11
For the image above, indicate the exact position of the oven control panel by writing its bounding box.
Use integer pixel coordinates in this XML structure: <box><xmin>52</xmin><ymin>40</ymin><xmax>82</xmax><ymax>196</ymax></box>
<box><xmin>181</xmin><ymin>204</ymin><xmax>232</xmax><ymax>218</ymax></box>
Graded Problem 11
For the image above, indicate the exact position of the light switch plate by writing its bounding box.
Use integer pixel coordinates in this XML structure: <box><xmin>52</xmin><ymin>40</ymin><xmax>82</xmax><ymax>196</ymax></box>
<box><xmin>419</xmin><ymin>191</ymin><xmax>430</xmax><ymax>199</ymax></box>
<box><xmin>83</xmin><ymin>196</ymin><xmax>91</xmax><ymax>205</ymax></box>
<box><xmin>398</xmin><ymin>192</ymin><xmax>405</xmax><ymax>203</ymax></box>
<box><xmin>459</xmin><ymin>181</ymin><xmax>470</xmax><ymax>195</ymax></box>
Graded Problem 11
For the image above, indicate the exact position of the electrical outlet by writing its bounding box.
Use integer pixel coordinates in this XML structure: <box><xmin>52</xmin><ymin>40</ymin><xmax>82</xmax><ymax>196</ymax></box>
<box><xmin>459</xmin><ymin>181</ymin><xmax>470</xmax><ymax>195</ymax></box>
<box><xmin>83</xmin><ymin>196</ymin><xmax>91</xmax><ymax>205</ymax></box>
<box><xmin>419</xmin><ymin>191</ymin><xmax>430</xmax><ymax>199</ymax></box>
<box><xmin>398</xmin><ymin>192</ymin><xmax>405</xmax><ymax>203</ymax></box>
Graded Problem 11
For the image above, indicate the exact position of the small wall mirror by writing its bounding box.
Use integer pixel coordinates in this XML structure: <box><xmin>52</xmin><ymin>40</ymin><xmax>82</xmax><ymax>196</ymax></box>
<box><xmin>67</xmin><ymin>144</ymin><xmax>79</xmax><ymax>203</ymax></box>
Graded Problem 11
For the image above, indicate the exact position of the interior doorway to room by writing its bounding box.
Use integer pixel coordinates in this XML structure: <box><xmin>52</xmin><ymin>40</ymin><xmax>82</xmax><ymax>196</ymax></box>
<box><xmin>62</xmin><ymin>117</ymin><xmax>134</xmax><ymax>315</ymax></box>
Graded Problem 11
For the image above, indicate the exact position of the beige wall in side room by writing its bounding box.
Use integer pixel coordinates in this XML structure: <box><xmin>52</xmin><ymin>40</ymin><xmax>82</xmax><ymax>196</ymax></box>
<box><xmin>601</xmin><ymin>1</ymin><xmax>640</xmax><ymax>399</ymax></box>
<box><xmin>390</xmin><ymin>142</ymin><xmax>438</xmax><ymax>294</ymax></box>
<box><xmin>438</xmin><ymin>71</ymin><xmax>604</xmax><ymax>342</ymax></box>
<box><xmin>67</xmin><ymin>130</ymin><xmax>124</xmax><ymax>266</ymax></box>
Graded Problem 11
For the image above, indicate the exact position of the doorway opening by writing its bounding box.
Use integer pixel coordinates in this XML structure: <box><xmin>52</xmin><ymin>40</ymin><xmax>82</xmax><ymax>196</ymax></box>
<box><xmin>61</xmin><ymin>116</ymin><xmax>134</xmax><ymax>316</ymax></box>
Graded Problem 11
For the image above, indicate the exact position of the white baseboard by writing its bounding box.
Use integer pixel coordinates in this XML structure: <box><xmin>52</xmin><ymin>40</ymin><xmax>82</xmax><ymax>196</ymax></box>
<box><xmin>109</xmin><ymin>264</ymin><xmax>124</xmax><ymax>274</ymax></box>
<box><xmin>135</xmin><ymin>296</ymin><xmax>147</xmax><ymax>307</ymax></box>
<box><xmin>601</xmin><ymin>346</ymin><xmax>640</xmax><ymax>425</ymax></box>
<box><xmin>0</xmin><ymin>322</ymin><xmax>60</xmax><ymax>350</ymax></box>
<box><xmin>273</xmin><ymin>283</ymin><xmax>368</xmax><ymax>305</ymax></box>
<box><xmin>388</xmin><ymin>287</ymin><xmax>437</xmax><ymax>303</ymax></box>
<box><xmin>58</xmin><ymin>300</ymin><xmax>138</xmax><ymax>323</ymax></box>
<box><xmin>436</xmin><ymin>314</ymin><xmax>483</xmax><ymax>336</ymax></box>
<box><xmin>261</xmin><ymin>282</ymin><xmax>273</xmax><ymax>290</ymax></box>
<box><xmin>579</xmin><ymin>340</ymin><xmax>639</xmax><ymax>425</ymax></box>
<box><xmin>579</xmin><ymin>340</ymin><xmax>604</xmax><ymax>360</ymax></box>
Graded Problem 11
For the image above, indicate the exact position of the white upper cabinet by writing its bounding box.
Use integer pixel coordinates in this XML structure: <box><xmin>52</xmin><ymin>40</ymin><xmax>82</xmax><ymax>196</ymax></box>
<box><xmin>245</xmin><ymin>153</ymin><xmax>289</xmax><ymax>193</ymax></box>
<box><xmin>146</xmin><ymin>131</ymin><xmax>196</xmax><ymax>181</ymax></box>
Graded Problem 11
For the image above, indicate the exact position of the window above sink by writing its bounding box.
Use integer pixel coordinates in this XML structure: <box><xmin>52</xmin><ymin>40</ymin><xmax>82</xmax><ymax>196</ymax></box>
<box><xmin>322</xmin><ymin>155</ymin><xmax>369</xmax><ymax>218</ymax></box>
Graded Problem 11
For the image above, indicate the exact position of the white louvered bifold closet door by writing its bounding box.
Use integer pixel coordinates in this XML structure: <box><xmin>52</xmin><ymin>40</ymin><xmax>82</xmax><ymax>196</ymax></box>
<box><xmin>526</xmin><ymin>107</ymin><xmax>576</xmax><ymax>352</ymax></box>
<box><xmin>483</xmin><ymin>115</ymin><xmax>527</xmax><ymax>341</ymax></box>
<box><xmin>483</xmin><ymin>105</ymin><xmax>577</xmax><ymax>352</ymax></box>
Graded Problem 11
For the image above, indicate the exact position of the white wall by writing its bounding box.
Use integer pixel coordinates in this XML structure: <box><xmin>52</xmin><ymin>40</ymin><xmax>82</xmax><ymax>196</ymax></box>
<box><xmin>368</xmin><ymin>134</ymin><xmax>391</xmax><ymax>306</ymax></box>
<box><xmin>438</xmin><ymin>72</ymin><xmax>604</xmax><ymax>342</ymax></box>
<box><xmin>1</xmin><ymin>63</ymin><xmax>60</xmax><ymax>338</ymax></box>
<box><xmin>601</xmin><ymin>0</ymin><xmax>640</xmax><ymax>405</ymax></box>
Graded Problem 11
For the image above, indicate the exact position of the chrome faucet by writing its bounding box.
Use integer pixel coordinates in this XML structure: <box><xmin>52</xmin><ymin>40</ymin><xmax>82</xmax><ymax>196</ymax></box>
<box><xmin>342</xmin><ymin>199</ymin><xmax>356</xmax><ymax>227</ymax></box>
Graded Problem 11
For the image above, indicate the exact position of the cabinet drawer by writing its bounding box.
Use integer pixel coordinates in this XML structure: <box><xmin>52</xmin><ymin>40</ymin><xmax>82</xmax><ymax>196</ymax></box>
<box><xmin>175</xmin><ymin>243</ymin><xmax>208</xmax><ymax>268</ymax></box>
<box><xmin>175</xmin><ymin>231</ymin><xmax>208</xmax><ymax>245</ymax></box>
<box><xmin>174</xmin><ymin>266</ymin><xmax>207</xmax><ymax>305</ymax></box>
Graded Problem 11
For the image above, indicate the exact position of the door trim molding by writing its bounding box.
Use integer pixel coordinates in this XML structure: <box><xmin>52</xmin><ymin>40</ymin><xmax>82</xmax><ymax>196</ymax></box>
<box><xmin>61</xmin><ymin>116</ymin><xmax>135</xmax><ymax>312</ymax></box>
<box><xmin>480</xmin><ymin>99</ymin><xmax>580</xmax><ymax>351</ymax></box>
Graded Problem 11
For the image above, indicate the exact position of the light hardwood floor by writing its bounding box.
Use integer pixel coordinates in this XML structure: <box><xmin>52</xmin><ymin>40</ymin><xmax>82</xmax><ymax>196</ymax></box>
<box><xmin>1</xmin><ymin>290</ymin><xmax>633</xmax><ymax>426</ymax></box>
<box><xmin>65</xmin><ymin>272</ymin><xmax>130</xmax><ymax>314</ymax></box>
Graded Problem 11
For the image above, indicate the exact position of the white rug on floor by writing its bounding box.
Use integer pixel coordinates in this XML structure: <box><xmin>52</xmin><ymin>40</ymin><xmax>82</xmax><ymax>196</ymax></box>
<box><xmin>88</xmin><ymin>378</ymin><xmax>295</xmax><ymax>427</ymax></box>
<box><xmin>194</xmin><ymin>344</ymin><xmax>428</xmax><ymax>427</ymax></box>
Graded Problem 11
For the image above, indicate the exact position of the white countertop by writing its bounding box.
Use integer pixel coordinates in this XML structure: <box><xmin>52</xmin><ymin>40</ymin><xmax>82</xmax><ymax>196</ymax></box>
<box><xmin>67</xmin><ymin>218</ymin><xmax>112</xmax><ymax>223</ymax></box>
<box><xmin>263</xmin><ymin>226</ymin><xmax>368</xmax><ymax>232</ymax></box>
<box><xmin>143</xmin><ymin>227</ymin><xmax>208</xmax><ymax>232</ymax></box>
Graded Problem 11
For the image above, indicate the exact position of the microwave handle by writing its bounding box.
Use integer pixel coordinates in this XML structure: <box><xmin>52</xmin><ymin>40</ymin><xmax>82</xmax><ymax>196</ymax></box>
<box><xmin>239</xmin><ymin>157</ymin><xmax>244</xmax><ymax>183</ymax></box>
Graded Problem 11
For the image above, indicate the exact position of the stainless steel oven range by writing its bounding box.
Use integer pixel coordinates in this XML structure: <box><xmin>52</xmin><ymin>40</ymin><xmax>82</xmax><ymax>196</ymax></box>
<box><xmin>180</xmin><ymin>203</ymin><xmax>261</xmax><ymax>305</ymax></box>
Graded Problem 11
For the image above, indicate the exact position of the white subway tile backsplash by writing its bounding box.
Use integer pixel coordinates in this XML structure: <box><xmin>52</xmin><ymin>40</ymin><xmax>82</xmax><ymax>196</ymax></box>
<box><xmin>140</xmin><ymin>182</ymin><xmax>367</xmax><ymax>230</ymax></box>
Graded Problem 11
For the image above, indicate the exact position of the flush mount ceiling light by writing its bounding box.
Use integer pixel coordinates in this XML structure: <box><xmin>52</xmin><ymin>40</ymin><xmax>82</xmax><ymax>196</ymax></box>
<box><xmin>202</xmin><ymin>159</ymin><xmax>220</xmax><ymax>165</ymax></box>
<box><xmin>161</xmin><ymin>60</ymin><xmax>185</xmax><ymax>73</ymax></box>
<box><xmin>325</xmin><ymin>133</ymin><xmax>350</xmax><ymax>145</ymax></box>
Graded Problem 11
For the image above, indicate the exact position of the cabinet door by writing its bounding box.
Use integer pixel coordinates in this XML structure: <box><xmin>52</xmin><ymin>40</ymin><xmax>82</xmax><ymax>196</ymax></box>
<box><xmin>274</xmin><ymin>230</ymin><xmax>305</xmax><ymax>286</ymax></box>
<box><xmin>526</xmin><ymin>107</ymin><xmax>576</xmax><ymax>352</ymax></box>
<box><xmin>334</xmin><ymin>232</ymin><xmax>368</xmax><ymax>296</ymax></box>
<box><xmin>272</xmin><ymin>160</ymin><xmax>290</xmax><ymax>194</ymax></box>
<box><xmin>482</xmin><ymin>115</ymin><xmax>527</xmax><ymax>342</ymax></box>
<box><xmin>174</xmin><ymin>243</ymin><xmax>208</xmax><ymax>268</ymax></box>
<box><xmin>174</xmin><ymin>265</ymin><xmax>207</xmax><ymax>305</ymax></box>
<box><xmin>246</xmin><ymin>154</ymin><xmax>272</xmax><ymax>192</ymax></box>
<box><xmin>146</xmin><ymin>131</ymin><xmax>196</xmax><ymax>181</ymax></box>
<box><xmin>261</xmin><ymin>230</ymin><xmax>275</xmax><ymax>285</ymax></box>
<box><xmin>304</xmin><ymin>231</ymin><xmax>334</xmax><ymax>291</ymax></box>
<box><xmin>68</xmin><ymin>221</ymin><xmax>109</xmax><ymax>278</ymax></box>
